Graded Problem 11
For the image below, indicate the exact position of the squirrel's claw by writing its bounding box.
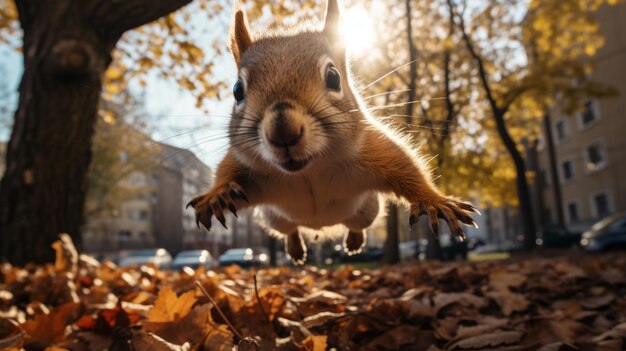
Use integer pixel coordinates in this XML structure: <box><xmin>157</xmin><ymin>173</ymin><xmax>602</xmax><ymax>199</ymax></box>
<box><xmin>187</xmin><ymin>181</ymin><xmax>247</xmax><ymax>232</ymax></box>
<box><xmin>410</xmin><ymin>197</ymin><xmax>478</xmax><ymax>240</ymax></box>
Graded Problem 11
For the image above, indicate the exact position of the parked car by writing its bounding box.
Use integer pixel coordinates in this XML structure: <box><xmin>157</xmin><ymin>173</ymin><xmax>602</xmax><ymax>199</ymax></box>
<box><xmin>535</xmin><ymin>227</ymin><xmax>582</xmax><ymax>249</ymax></box>
<box><xmin>399</xmin><ymin>241</ymin><xmax>419</xmax><ymax>260</ymax></box>
<box><xmin>339</xmin><ymin>246</ymin><xmax>383</xmax><ymax>263</ymax></box>
<box><xmin>118</xmin><ymin>248</ymin><xmax>172</xmax><ymax>269</ymax></box>
<box><xmin>418</xmin><ymin>234</ymin><xmax>468</xmax><ymax>261</ymax></box>
<box><xmin>219</xmin><ymin>248</ymin><xmax>269</xmax><ymax>267</ymax></box>
<box><xmin>581</xmin><ymin>212</ymin><xmax>626</xmax><ymax>252</ymax></box>
<box><xmin>172</xmin><ymin>250</ymin><xmax>215</xmax><ymax>270</ymax></box>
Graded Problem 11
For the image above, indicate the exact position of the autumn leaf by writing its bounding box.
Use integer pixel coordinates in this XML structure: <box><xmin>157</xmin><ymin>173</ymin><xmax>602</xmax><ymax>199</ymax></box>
<box><xmin>301</xmin><ymin>334</ymin><xmax>328</xmax><ymax>351</ymax></box>
<box><xmin>203</xmin><ymin>324</ymin><xmax>235</xmax><ymax>351</ymax></box>
<box><xmin>147</xmin><ymin>287</ymin><xmax>197</xmax><ymax>323</ymax></box>
<box><xmin>21</xmin><ymin>303</ymin><xmax>82</xmax><ymax>344</ymax></box>
<box><xmin>488</xmin><ymin>269</ymin><xmax>527</xmax><ymax>292</ymax></box>
<box><xmin>51</xmin><ymin>233</ymin><xmax>78</xmax><ymax>274</ymax></box>
<box><xmin>132</xmin><ymin>332</ymin><xmax>191</xmax><ymax>351</ymax></box>
<box><xmin>447</xmin><ymin>330</ymin><xmax>524</xmax><ymax>350</ymax></box>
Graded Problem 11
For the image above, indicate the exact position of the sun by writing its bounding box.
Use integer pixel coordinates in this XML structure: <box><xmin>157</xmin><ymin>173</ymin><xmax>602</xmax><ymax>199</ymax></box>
<box><xmin>341</xmin><ymin>6</ymin><xmax>376</xmax><ymax>55</ymax></box>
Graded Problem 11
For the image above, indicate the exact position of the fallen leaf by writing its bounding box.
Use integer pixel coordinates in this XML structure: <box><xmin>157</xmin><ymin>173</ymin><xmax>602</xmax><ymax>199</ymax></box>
<box><xmin>21</xmin><ymin>302</ymin><xmax>81</xmax><ymax>344</ymax></box>
<box><xmin>147</xmin><ymin>287</ymin><xmax>197</xmax><ymax>323</ymax></box>
<box><xmin>132</xmin><ymin>332</ymin><xmax>191</xmax><ymax>351</ymax></box>
<box><xmin>579</xmin><ymin>293</ymin><xmax>616</xmax><ymax>310</ymax></box>
<box><xmin>487</xmin><ymin>291</ymin><xmax>529</xmax><ymax>316</ymax></box>
<box><xmin>447</xmin><ymin>330</ymin><xmax>524</xmax><ymax>350</ymax></box>
<box><xmin>489</xmin><ymin>269</ymin><xmax>527</xmax><ymax>292</ymax></box>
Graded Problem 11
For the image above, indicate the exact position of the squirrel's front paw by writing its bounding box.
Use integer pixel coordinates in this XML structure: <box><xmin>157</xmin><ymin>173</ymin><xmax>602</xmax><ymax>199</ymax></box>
<box><xmin>409</xmin><ymin>197</ymin><xmax>479</xmax><ymax>239</ymax></box>
<box><xmin>186</xmin><ymin>181</ymin><xmax>248</xmax><ymax>231</ymax></box>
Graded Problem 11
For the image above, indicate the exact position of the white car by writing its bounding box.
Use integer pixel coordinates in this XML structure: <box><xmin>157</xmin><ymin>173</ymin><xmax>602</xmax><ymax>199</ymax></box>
<box><xmin>172</xmin><ymin>250</ymin><xmax>215</xmax><ymax>270</ymax></box>
<box><xmin>118</xmin><ymin>248</ymin><xmax>172</xmax><ymax>269</ymax></box>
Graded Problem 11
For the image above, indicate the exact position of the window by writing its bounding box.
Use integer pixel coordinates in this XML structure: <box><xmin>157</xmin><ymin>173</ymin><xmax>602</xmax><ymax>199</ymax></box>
<box><xmin>592</xmin><ymin>192</ymin><xmax>611</xmax><ymax>218</ymax></box>
<box><xmin>117</xmin><ymin>230</ymin><xmax>131</xmax><ymax>241</ymax></box>
<box><xmin>561</xmin><ymin>160</ymin><xmax>574</xmax><ymax>182</ymax></box>
<box><xmin>584</xmin><ymin>141</ymin><xmax>606</xmax><ymax>172</ymax></box>
<box><xmin>580</xmin><ymin>100</ymin><xmax>599</xmax><ymax>128</ymax></box>
<box><xmin>555</xmin><ymin>120</ymin><xmax>567</xmax><ymax>141</ymax></box>
<box><xmin>139</xmin><ymin>211</ymin><xmax>149</xmax><ymax>220</ymax></box>
<box><xmin>567</xmin><ymin>202</ymin><xmax>579</xmax><ymax>222</ymax></box>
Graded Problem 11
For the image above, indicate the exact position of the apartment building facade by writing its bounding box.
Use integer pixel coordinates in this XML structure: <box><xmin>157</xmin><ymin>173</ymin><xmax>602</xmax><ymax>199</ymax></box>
<box><xmin>538</xmin><ymin>3</ymin><xmax>626</xmax><ymax>231</ymax></box>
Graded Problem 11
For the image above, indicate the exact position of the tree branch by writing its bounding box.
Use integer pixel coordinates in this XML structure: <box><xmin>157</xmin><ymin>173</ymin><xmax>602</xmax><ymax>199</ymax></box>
<box><xmin>448</xmin><ymin>0</ymin><xmax>504</xmax><ymax>116</ymax></box>
<box><xmin>404</xmin><ymin>0</ymin><xmax>418</xmax><ymax>125</ymax></box>
<box><xmin>90</xmin><ymin>0</ymin><xmax>193</xmax><ymax>40</ymax></box>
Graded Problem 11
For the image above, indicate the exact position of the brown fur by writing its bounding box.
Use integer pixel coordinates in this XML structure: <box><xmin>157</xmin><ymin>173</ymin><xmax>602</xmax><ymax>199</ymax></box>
<box><xmin>188</xmin><ymin>0</ymin><xmax>478</xmax><ymax>264</ymax></box>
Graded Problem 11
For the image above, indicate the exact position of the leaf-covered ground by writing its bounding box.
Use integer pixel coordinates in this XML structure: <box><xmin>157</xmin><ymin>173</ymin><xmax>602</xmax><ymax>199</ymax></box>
<box><xmin>0</xmin><ymin>236</ymin><xmax>625</xmax><ymax>351</ymax></box>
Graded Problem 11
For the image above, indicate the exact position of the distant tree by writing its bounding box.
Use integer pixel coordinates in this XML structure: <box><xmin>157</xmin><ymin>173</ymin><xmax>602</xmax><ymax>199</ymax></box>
<box><xmin>85</xmin><ymin>93</ymin><xmax>157</xmax><ymax>222</ymax></box>
<box><xmin>450</xmin><ymin>0</ymin><xmax>618</xmax><ymax>250</ymax></box>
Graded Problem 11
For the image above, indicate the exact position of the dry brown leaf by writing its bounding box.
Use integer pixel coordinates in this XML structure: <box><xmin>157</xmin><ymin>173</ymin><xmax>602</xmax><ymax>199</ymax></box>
<box><xmin>132</xmin><ymin>332</ymin><xmax>191</xmax><ymax>351</ymax></box>
<box><xmin>144</xmin><ymin>303</ymin><xmax>212</xmax><ymax>346</ymax></box>
<box><xmin>147</xmin><ymin>287</ymin><xmax>197</xmax><ymax>323</ymax></box>
<box><xmin>363</xmin><ymin>326</ymin><xmax>436</xmax><ymax>351</ymax></box>
<box><xmin>489</xmin><ymin>269</ymin><xmax>527</xmax><ymax>292</ymax></box>
<box><xmin>447</xmin><ymin>330</ymin><xmax>524</xmax><ymax>350</ymax></box>
<box><xmin>292</xmin><ymin>290</ymin><xmax>347</xmax><ymax>304</ymax></box>
<box><xmin>0</xmin><ymin>318</ymin><xmax>24</xmax><ymax>349</ymax></box>
<box><xmin>21</xmin><ymin>302</ymin><xmax>81</xmax><ymax>344</ymax></box>
<box><xmin>593</xmin><ymin>322</ymin><xmax>626</xmax><ymax>342</ymax></box>
<box><xmin>433</xmin><ymin>292</ymin><xmax>487</xmax><ymax>312</ymax></box>
<box><xmin>579</xmin><ymin>293</ymin><xmax>616</xmax><ymax>310</ymax></box>
<box><xmin>302</xmin><ymin>311</ymin><xmax>346</xmax><ymax>329</ymax></box>
<box><xmin>203</xmin><ymin>324</ymin><xmax>235</xmax><ymax>351</ymax></box>
<box><xmin>301</xmin><ymin>335</ymin><xmax>327</xmax><ymax>351</ymax></box>
<box><xmin>487</xmin><ymin>291</ymin><xmax>529</xmax><ymax>316</ymax></box>
<box><xmin>51</xmin><ymin>233</ymin><xmax>78</xmax><ymax>274</ymax></box>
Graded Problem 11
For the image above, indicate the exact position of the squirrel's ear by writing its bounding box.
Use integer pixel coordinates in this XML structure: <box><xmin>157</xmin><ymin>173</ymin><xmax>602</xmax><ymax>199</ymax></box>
<box><xmin>230</xmin><ymin>9</ymin><xmax>252</xmax><ymax>68</ymax></box>
<box><xmin>322</xmin><ymin>0</ymin><xmax>342</xmax><ymax>40</ymax></box>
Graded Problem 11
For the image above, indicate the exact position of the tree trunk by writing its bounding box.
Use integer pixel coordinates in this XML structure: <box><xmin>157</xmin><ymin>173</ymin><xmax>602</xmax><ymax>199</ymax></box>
<box><xmin>542</xmin><ymin>113</ymin><xmax>566</xmax><ymax>229</ymax></box>
<box><xmin>383</xmin><ymin>203</ymin><xmax>400</xmax><ymax>264</ymax></box>
<box><xmin>0</xmin><ymin>0</ymin><xmax>191</xmax><ymax>265</ymax></box>
<box><xmin>493</xmin><ymin>111</ymin><xmax>537</xmax><ymax>251</ymax></box>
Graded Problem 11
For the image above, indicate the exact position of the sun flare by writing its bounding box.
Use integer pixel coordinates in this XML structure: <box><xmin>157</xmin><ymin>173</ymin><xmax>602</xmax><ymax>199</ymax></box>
<box><xmin>341</xmin><ymin>6</ymin><xmax>376</xmax><ymax>55</ymax></box>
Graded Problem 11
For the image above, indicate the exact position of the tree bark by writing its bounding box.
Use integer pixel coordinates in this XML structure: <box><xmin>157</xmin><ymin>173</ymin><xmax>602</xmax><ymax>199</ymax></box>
<box><xmin>383</xmin><ymin>202</ymin><xmax>400</xmax><ymax>264</ymax></box>
<box><xmin>542</xmin><ymin>113</ymin><xmax>566</xmax><ymax>229</ymax></box>
<box><xmin>0</xmin><ymin>0</ymin><xmax>191</xmax><ymax>265</ymax></box>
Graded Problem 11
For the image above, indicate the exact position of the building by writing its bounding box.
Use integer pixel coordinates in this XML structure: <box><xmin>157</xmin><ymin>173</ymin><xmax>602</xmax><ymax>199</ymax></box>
<box><xmin>84</xmin><ymin>139</ymin><xmax>267</xmax><ymax>259</ymax></box>
<box><xmin>537</xmin><ymin>3</ymin><xmax>626</xmax><ymax>232</ymax></box>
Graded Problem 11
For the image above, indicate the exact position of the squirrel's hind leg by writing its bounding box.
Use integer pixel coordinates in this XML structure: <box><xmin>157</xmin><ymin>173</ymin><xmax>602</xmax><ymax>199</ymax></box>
<box><xmin>286</xmin><ymin>231</ymin><xmax>307</xmax><ymax>265</ymax></box>
<box><xmin>262</xmin><ymin>208</ymin><xmax>306</xmax><ymax>265</ymax></box>
<box><xmin>342</xmin><ymin>193</ymin><xmax>379</xmax><ymax>255</ymax></box>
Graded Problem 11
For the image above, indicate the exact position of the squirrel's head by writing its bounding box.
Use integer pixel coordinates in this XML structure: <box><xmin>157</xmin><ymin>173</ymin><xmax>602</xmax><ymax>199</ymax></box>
<box><xmin>228</xmin><ymin>0</ymin><xmax>364</xmax><ymax>174</ymax></box>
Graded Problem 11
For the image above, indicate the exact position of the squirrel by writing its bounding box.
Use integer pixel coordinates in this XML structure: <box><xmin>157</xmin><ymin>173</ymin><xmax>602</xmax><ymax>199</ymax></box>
<box><xmin>187</xmin><ymin>0</ymin><xmax>479</xmax><ymax>265</ymax></box>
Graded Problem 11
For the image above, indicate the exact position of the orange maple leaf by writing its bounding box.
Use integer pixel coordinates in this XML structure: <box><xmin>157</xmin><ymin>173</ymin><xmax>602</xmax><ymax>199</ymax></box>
<box><xmin>147</xmin><ymin>287</ymin><xmax>197</xmax><ymax>323</ymax></box>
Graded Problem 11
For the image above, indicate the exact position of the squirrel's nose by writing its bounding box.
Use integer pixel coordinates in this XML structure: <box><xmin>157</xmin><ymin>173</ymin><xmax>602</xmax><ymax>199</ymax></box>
<box><xmin>268</xmin><ymin>124</ymin><xmax>303</xmax><ymax>148</ymax></box>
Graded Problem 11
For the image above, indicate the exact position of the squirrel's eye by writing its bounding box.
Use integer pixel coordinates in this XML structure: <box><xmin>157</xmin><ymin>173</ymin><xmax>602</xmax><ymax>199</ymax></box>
<box><xmin>233</xmin><ymin>80</ymin><xmax>245</xmax><ymax>103</ymax></box>
<box><xmin>325</xmin><ymin>65</ymin><xmax>341</xmax><ymax>92</ymax></box>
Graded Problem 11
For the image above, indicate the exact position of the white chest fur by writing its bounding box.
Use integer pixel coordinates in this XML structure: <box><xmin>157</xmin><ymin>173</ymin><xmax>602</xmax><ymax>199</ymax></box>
<box><xmin>260</xmin><ymin>162</ymin><xmax>376</xmax><ymax>229</ymax></box>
